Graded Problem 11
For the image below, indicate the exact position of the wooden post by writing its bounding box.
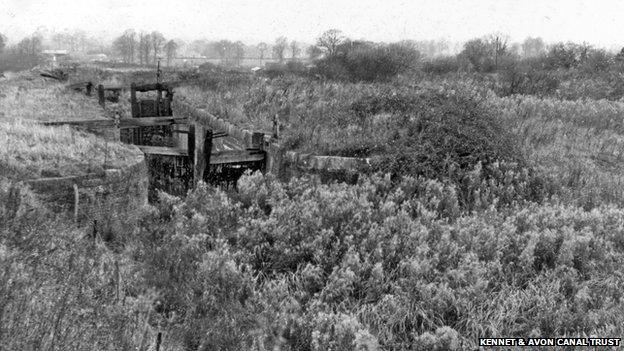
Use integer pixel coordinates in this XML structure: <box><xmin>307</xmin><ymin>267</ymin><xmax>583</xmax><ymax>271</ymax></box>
<box><xmin>250</xmin><ymin>132</ymin><xmax>264</xmax><ymax>150</ymax></box>
<box><xmin>155</xmin><ymin>332</ymin><xmax>162</xmax><ymax>351</ymax></box>
<box><xmin>187</xmin><ymin>124</ymin><xmax>195</xmax><ymax>160</ymax></box>
<box><xmin>193</xmin><ymin>125</ymin><xmax>213</xmax><ymax>186</ymax></box>
<box><xmin>156</xmin><ymin>89</ymin><xmax>162</xmax><ymax>116</ymax></box>
<box><xmin>130</xmin><ymin>83</ymin><xmax>140</xmax><ymax>143</ymax></box>
<box><xmin>73</xmin><ymin>183</ymin><xmax>79</xmax><ymax>222</ymax></box>
<box><xmin>98</xmin><ymin>84</ymin><xmax>105</xmax><ymax>108</ymax></box>
<box><xmin>272</xmin><ymin>114</ymin><xmax>279</xmax><ymax>140</ymax></box>
<box><xmin>130</xmin><ymin>83</ymin><xmax>138</xmax><ymax>118</ymax></box>
<box><xmin>204</xmin><ymin>129</ymin><xmax>213</xmax><ymax>178</ymax></box>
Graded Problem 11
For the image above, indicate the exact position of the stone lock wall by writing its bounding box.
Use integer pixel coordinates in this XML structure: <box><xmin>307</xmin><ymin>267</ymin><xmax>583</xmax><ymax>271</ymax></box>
<box><xmin>173</xmin><ymin>98</ymin><xmax>374</xmax><ymax>183</ymax></box>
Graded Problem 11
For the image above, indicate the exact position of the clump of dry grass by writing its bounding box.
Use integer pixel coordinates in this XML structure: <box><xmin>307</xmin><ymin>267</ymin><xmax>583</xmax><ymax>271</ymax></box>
<box><xmin>0</xmin><ymin>72</ymin><xmax>107</xmax><ymax>122</ymax></box>
<box><xmin>494</xmin><ymin>94</ymin><xmax>624</xmax><ymax>208</ymax></box>
<box><xmin>0</xmin><ymin>119</ymin><xmax>141</xmax><ymax>179</ymax></box>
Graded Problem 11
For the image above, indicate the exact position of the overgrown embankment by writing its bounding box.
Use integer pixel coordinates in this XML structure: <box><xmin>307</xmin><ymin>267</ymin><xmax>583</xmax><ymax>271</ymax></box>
<box><xmin>0</xmin><ymin>70</ymin><xmax>148</xmax><ymax>234</ymax></box>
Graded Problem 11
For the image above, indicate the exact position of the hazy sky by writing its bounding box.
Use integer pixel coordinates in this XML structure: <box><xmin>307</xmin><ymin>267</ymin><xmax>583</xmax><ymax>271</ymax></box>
<box><xmin>2</xmin><ymin>0</ymin><xmax>624</xmax><ymax>47</ymax></box>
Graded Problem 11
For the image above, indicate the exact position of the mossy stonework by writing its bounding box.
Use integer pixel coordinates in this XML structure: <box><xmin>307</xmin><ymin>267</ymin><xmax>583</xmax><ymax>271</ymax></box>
<box><xmin>23</xmin><ymin>150</ymin><xmax>148</xmax><ymax>240</ymax></box>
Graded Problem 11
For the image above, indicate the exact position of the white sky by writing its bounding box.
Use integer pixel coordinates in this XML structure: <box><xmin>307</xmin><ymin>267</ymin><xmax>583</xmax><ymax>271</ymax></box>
<box><xmin>2</xmin><ymin>0</ymin><xmax>624</xmax><ymax>47</ymax></box>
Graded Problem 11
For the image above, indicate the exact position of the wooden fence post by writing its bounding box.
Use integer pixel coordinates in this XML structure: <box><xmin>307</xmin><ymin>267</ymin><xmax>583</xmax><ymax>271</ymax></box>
<box><xmin>98</xmin><ymin>84</ymin><xmax>105</xmax><ymax>108</ymax></box>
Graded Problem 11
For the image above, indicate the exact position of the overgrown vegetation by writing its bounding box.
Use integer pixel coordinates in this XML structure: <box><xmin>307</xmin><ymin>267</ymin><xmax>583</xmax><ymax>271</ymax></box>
<box><xmin>5</xmin><ymin>30</ymin><xmax>624</xmax><ymax>351</ymax></box>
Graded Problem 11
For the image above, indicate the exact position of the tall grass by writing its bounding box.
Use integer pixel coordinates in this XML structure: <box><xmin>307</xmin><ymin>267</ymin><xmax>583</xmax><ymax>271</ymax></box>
<box><xmin>0</xmin><ymin>72</ymin><xmax>107</xmax><ymax>122</ymax></box>
<box><xmin>494</xmin><ymin>94</ymin><xmax>624</xmax><ymax>208</ymax></box>
<box><xmin>0</xmin><ymin>71</ymin><xmax>141</xmax><ymax>179</ymax></box>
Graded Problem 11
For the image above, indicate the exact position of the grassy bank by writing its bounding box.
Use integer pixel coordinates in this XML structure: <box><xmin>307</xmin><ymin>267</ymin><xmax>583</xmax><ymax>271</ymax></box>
<box><xmin>0</xmin><ymin>71</ymin><xmax>142</xmax><ymax>179</ymax></box>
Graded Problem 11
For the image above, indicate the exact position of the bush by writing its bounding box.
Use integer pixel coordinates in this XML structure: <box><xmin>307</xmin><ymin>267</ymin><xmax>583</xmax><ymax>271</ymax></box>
<box><xmin>314</xmin><ymin>42</ymin><xmax>420</xmax><ymax>82</ymax></box>
<box><xmin>352</xmin><ymin>85</ymin><xmax>542</xmax><ymax>204</ymax></box>
<box><xmin>498</xmin><ymin>63</ymin><xmax>560</xmax><ymax>97</ymax></box>
<box><xmin>422</xmin><ymin>56</ymin><xmax>460</xmax><ymax>74</ymax></box>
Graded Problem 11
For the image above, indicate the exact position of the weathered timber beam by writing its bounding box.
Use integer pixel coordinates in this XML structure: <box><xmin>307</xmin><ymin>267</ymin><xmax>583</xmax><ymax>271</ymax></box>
<box><xmin>210</xmin><ymin>150</ymin><xmax>264</xmax><ymax>164</ymax></box>
<box><xmin>221</xmin><ymin>137</ymin><xmax>243</xmax><ymax>150</ymax></box>
<box><xmin>135</xmin><ymin>145</ymin><xmax>264</xmax><ymax>165</ymax></box>
<box><xmin>66</xmin><ymin>81</ymin><xmax>91</xmax><ymax>89</ymax></box>
<box><xmin>118</xmin><ymin>117</ymin><xmax>188</xmax><ymax>128</ymax></box>
<box><xmin>41</xmin><ymin>119</ymin><xmax>115</xmax><ymax>127</ymax></box>
<box><xmin>136</xmin><ymin>145</ymin><xmax>188</xmax><ymax>156</ymax></box>
<box><xmin>171</xmin><ymin>130</ymin><xmax>227</xmax><ymax>138</ymax></box>
<box><xmin>40</xmin><ymin>117</ymin><xmax>189</xmax><ymax>129</ymax></box>
<box><xmin>132</xmin><ymin>83</ymin><xmax>171</xmax><ymax>92</ymax></box>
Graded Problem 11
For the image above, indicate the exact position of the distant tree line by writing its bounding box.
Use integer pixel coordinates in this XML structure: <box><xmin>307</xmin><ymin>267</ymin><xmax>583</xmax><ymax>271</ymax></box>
<box><xmin>0</xmin><ymin>34</ymin><xmax>44</xmax><ymax>72</ymax></box>
<box><xmin>113</xmin><ymin>30</ymin><xmax>179</xmax><ymax>66</ymax></box>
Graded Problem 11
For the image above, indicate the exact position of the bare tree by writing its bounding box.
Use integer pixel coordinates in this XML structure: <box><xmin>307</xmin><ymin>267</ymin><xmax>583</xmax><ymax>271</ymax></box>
<box><xmin>316</xmin><ymin>29</ymin><xmax>345</xmax><ymax>56</ymax></box>
<box><xmin>213</xmin><ymin>40</ymin><xmax>233</xmax><ymax>65</ymax></box>
<box><xmin>164</xmin><ymin>40</ymin><xmax>178</xmax><ymax>66</ymax></box>
<box><xmin>273</xmin><ymin>36</ymin><xmax>288</xmax><ymax>62</ymax></box>
<box><xmin>138</xmin><ymin>32</ymin><xmax>150</xmax><ymax>65</ymax></box>
<box><xmin>0</xmin><ymin>33</ymin><xmax>5</xmax><ymax>54</ymax></box>
<box><xmin>113</xmin><ymin>29</ymin><xmax>136</xmax><ymax>63</ymax></box>
<box><xmin>151</xmin><ymin>31</ymin><xmax>166</xmax><ymax>64</ymax></box>
<box><xmin>307</xmin><ymin>45</ymin><xmax>323</xmax><ymax>60</ymax></box>
<box><xmin>521</xmin><ymin>37</ymin><xmax>545</xmax><ymax>58</ymax></box>
<box><xmin>257</xmin><ymin>42</ymin><xmax>268</xmax><ymax>59</ymax></box>
<box><xmin>487</xmin><ymin>33</ymin><xmax>509</xmax><ymax>70</ymax></box>
<box><xmin>234</xmin><ymin>41</ymin><xmax>245</xmax><ymax>66</ymax></box>
<box><xmin>290</xmin><ymin>40</ymin><xmax>300</xmax><ymax>60</ymax></box>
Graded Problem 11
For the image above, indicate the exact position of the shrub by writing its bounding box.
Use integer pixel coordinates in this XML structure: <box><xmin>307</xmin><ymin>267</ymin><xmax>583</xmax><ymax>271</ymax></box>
<box><xmin>498</xmin><ymin>63</ymin><xmax>560</xmax><ymax>97</ymax></box>
<box><xmin>352</xmin><ymin>85</ymin><xmax>544</xmax><ymax>208</ymax></box>
<box><xmin>422</xmin><ymin>56</ymin><xmax>460</xmax><ymax>74</ymax></box>
<box><xmin>314</xmin><ymin>42</ymin><xmax>420</xmax><ymax>82</ymax></box>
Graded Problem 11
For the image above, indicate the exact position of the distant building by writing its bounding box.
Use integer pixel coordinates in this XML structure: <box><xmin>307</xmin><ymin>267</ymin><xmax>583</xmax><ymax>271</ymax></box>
<box><xmin>87</xmin><ymin>53</ymin><xmax>108</xmax><ymax>62</ymax></box>
<box><xmin>42</xmin><ymin>50</ymin><xmax>69</xmax><ymax>67</ymax></box>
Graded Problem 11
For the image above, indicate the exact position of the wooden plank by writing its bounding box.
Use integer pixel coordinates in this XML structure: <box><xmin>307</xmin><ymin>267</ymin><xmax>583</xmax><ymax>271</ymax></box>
<box><xmin>135</xmin><ymin>142</ymin><xmax>263</xmax><ymax>165</ymax></box>
<box><xmin>222</xmin><ymin>136</ymin><xmax>243</xmax><ymax>150</ymax></box>
<box><xmin>210</xmin><ymin>150</ymin><xmax>264</xmax><ymax>165</ymax></box>
<box><xmin>132</xmin><ymin>83</ymin><xmax>171</xmax><ymax>92</ymax></box>
<box><xmin>42</xmin><ymin>119</ymin><xmax>115</xmax><ymax>127</ymax></box>
<box><xmin>118</xmin><ymin>117</ymin><xmax>188</xmax><ymax>128</ymax></box>
<box><xmin>40</xmin><ymin>117</ymin><xmax>189</xmax><ymax>129</ymax></box>
<box><xmin>102</xmin><ymin>86</ymin><xmax>123</xmax><ymax>91</ymax></box>
<box><xmin>136</xmin><ymin>145</ymin><xmax>188</xmax><ymax>156</ymax></box>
